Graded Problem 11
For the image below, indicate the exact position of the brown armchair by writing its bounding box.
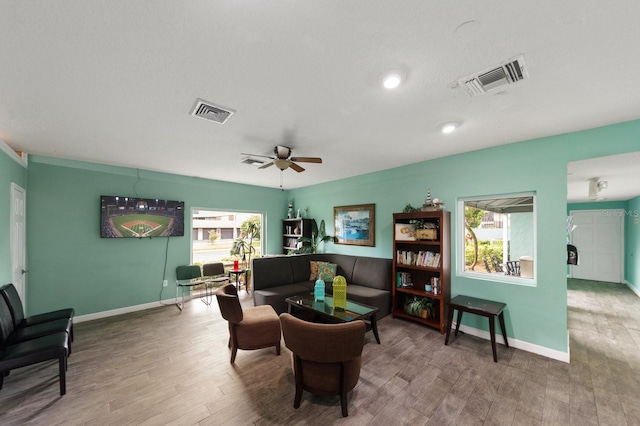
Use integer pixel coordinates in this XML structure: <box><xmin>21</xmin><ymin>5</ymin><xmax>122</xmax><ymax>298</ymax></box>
<box><xmin>279</xmin><ymin>313</ymin><xmax>366</xmax><ymax>417</ymax></box>
<box><xmin>215</xmin><ymin>284</ymin><xmax>281</xmax><ymax>363</ymax></box>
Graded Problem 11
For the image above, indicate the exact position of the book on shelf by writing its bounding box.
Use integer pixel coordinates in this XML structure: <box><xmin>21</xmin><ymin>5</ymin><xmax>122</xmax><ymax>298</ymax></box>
<box><xmin>396</xmin><ymin>250</ymin><xmax>441</xmax><ymax>268</ymax></box>
<box><xmin>396</xmin><ymin>271</ymin><xmax>412</xmax><ymax>288</ymax></box>
<box><xmin>429</xmin><ymin>276</ymin><xmax>441</xmax><ymax>295</ymax></box>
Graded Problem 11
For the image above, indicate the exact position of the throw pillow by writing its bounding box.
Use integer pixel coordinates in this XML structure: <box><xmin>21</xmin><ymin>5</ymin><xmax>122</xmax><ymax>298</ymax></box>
<box><xmin>317</xmin><ymin>262</ymin><xmax>337</xmax><ymax>282</ymax></box>
<box><xmin>309</xmin><ymin>260</ymin><xmax>321</xmax><ymax>280</ymax></box>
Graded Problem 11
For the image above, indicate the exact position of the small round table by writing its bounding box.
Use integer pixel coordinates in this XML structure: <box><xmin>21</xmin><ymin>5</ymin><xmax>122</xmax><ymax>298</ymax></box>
<box><xmin>228</xmin><ymin>268</ymin><xmax>249</xmax><ymax>293</ymax></box>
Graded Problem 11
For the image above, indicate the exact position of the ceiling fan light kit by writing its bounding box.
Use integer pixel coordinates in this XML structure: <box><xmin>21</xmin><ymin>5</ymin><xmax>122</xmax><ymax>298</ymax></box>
<box><xmin>274</xmin><ymin>159</ymin><xmax>290</xmax><ymax>170</ymax></box>
<box><xmin>243</xmin><ymin>145</ymin><xmax>322</xmax><ymax>174</ymax></box>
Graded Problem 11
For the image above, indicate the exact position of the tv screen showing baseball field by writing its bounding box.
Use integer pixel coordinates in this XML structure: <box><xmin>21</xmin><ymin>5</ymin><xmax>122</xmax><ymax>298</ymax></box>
<box><xmin>100</xmin><ymin>196</ymin><xmax>185</xmax><ymax>238</ymax></box>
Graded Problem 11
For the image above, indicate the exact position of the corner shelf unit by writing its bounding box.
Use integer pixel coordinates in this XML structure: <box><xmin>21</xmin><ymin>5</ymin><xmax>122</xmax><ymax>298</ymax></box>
<box><xmin>282</xmin><ymin>218</ymin><xmax>312</xmax><ymax>254</ymax></box>
<box><xmin>392</xmin><ymin>210</ymin><xmax>450</xmax><ymax>334</ymax></box>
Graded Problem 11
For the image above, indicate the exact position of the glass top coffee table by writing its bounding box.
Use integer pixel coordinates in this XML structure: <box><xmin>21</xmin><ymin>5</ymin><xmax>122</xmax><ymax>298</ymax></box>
<box><xmin>285</xmin><ymin>294</ymin><xmax>380</xmax><ymax>344</ymax></box>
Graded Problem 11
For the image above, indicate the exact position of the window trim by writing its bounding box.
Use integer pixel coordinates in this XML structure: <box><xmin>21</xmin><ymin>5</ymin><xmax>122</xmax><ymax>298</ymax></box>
<box><xmin>457</xmin><ymin>192</ymin><xmax>537</xmax><ymax>287</ymax></box>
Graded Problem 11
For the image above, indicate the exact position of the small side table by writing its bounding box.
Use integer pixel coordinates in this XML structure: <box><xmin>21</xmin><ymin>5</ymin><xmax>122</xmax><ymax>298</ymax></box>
<box><xmin>444</xmin><ymin>295</ymin><xmax>509</xmax><ymax>362</ymax></box>
<box><xmin>228</xmin><ymin>268</ymin><xmax>249</xmax><ymax>293</ymax></box>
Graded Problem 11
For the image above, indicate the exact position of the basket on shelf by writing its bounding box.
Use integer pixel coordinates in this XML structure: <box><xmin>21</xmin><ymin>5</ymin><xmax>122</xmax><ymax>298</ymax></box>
<box><xmin>416</xmin><ymin>229</ymin><xmax>437</xmax><ymax>240</ymax></box>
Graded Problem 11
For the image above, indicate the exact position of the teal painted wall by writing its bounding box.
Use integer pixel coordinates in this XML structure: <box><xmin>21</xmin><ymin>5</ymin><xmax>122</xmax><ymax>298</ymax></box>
<box><xmin>289</xmin><ymin>119</ymin><xmax>640</xmax><ymax>354</ymax></box>
<box><xmin>625</xmin><ymin>196</ymin><xmax>640</xmax><ymax>292</ymax></box>
<box><xmin>22</xmin><ymin>119</ymin><xmax>640</xmax><ymax>355</ymax></box>
<box><xmin>26</xmin><ymin>156</ymin><xmax>287</xmax><ymax>316</ymax></box>
<box><xmin>0</xmin><ymin>146</ymin><xmax>27</xmax><ymax>284</ymax></box>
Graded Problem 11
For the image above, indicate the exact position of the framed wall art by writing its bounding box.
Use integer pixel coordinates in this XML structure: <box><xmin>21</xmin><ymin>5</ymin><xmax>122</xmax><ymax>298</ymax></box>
<box><xmin>333</xmin><ymin>203</ymin><xmax>375</xmax><ymax>246</ymax></box>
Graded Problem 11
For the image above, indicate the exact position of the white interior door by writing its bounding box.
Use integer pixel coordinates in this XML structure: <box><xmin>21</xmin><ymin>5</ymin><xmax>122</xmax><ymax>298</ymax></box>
<box><xmin>570</xmin><ymin>209</ymin><xmax>623</xmax><ymax>283</ymax></box>
<box><xmin>10</xmin><ymin>183</ymin><xmax>26</xmax><ymax>310</ymax></box>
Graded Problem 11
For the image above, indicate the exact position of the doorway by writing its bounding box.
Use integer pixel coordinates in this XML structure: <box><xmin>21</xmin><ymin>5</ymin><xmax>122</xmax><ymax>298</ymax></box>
<box><xmin>10</xmin><ymin>183</ymin><xmax>26</xmax><ymax>310</ymax></box>
<box><xmin>569</xmin><ymin>209</ymin><xmax>623</xmax><ymax>283</ymax></box>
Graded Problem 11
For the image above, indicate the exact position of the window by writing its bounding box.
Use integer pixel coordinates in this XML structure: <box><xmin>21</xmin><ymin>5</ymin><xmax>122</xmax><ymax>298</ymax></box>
<box><xmin>458</xmin><ymin>193</ymin><xmax>536</xmax><ymax>285</ymax></box>
<box><xmin>191</xmin><ymin>209</ymin><xmax>262</xmax><ymax>266</ymax></box>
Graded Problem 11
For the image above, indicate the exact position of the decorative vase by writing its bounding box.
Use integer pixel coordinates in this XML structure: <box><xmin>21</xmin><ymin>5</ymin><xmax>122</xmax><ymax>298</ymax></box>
<box><xmin>314</xmin><ymin>279</ymin><xmax>325</xmax><ymax>301</ymax></box>
<box><xmin>333</xmin><ymin>275</ymin><xmax>347</xmax><ymax>310</ymax></box>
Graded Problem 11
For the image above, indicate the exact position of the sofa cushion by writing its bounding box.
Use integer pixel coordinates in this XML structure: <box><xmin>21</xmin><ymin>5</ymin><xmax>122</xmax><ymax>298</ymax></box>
<box><xmin>343</xmin><ymin>284</ymin><xmax>392</xmax><ymax>318</ymax></box>
<box><xmin>253</xmin><ymin>283</ymin><xmax>312</xmax><ymax>315</ymax></box>
<box><xmin>352</xmin><ymin>257</ymin><xmax>391</xmax><ymax>290</ymax></box>
<box><xmin>290</xmin><ymin>254</ymin><xmax>314</xmax><ymax>283</ymax></box>
<box><xmin>315</xmin><ymin>254</ymin><xmax>357</xmax><ymax>283</ymax></box>
<box><xmin>317</xmin><ymin>262</ymin><xmax>337</xmax><ymax>282</ymax></box>
<box><xmin>252</xmin><ymin>257</ymin><xmax>294</xmax><ymax>291</ymax></box>
<box><xmin>309</xmin><ymin>260</ymin><xmax>321</xmax><ymax>280</ymax></box>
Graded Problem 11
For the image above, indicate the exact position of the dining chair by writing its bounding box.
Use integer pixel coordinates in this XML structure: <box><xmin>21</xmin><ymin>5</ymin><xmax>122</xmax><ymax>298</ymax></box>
<box><xmin>175</xmin><ymin>264</ymin><xmax>205</xmax><ymax>310</ymax></box>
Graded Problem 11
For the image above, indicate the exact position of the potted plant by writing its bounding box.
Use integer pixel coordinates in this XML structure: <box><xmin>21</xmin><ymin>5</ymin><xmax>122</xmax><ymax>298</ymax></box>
<box><xmin>420</xmin><ymin>298</ymin><xmax>434</xmax><ymax>319</ymax></box>
<box><xmin>230</xmin><ymin>218</ymin><xmax>260</xmax><ymax>280</ymax></box>
<box><xmin>403</xmin><ymin>297</ymin><xmax>434</xmax><ymax>319</ymax></box>
<box><xmin>296</xmin><ymin>219</ymin><xmax>333</xmax><ymax>254</ymax></box>
<box><xmin>404</xmin><ymin>296</ymin><xmax>423</xmax><ymax>317</ymax></box>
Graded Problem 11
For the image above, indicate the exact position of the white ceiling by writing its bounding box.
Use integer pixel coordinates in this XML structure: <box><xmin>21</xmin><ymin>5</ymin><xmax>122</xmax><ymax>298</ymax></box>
<box><xmin>567</xmin><ymin>152</ymin><xmax>640</xmax><ymax>203</ymax></box>
<box><xmin>1</xmin><ymin>1</ymin><xmax>640</xmax><ymax>190</ymax></box>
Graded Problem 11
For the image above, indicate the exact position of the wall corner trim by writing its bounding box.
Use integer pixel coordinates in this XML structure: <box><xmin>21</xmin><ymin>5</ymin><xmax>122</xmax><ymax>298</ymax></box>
<box><xmin>0</xmin><ymin>139</ymin><xmax>27</xmax><ymax>167</ymax></box>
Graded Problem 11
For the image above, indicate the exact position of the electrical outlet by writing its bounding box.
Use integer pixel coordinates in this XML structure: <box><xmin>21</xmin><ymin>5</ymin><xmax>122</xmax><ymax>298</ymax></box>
<box><xmin>163</xmin><ymin>280</ymin><xmax>168</xmax><ymax>287</ymax></box>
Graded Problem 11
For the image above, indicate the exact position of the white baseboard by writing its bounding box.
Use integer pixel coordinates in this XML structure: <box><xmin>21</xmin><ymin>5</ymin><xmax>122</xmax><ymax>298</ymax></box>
<box><xmin>75</xmin><ymin>299</ymin><xmax>569</xmax><ymax>363</ymax></box>
<box><xmin>74</xmin><ymin>298</ymin><xmax>179</xmax><ymax>323</ymax></box>
<box><xmin>624</xmin><ymin>280</ymin><xmax>640</xmax><ymax>298</ymax></box>
<box><xmin>452</xmin><ymin>322</ymin><xmax>570</xmax><ymax>363</ymax></box>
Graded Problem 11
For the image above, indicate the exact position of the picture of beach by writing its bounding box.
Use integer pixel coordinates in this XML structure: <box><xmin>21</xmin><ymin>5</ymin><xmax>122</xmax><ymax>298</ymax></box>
<box><xmin>334</xmin><ymin>204</ymin><xmax>375</xmax><ymax>246</ymax></box>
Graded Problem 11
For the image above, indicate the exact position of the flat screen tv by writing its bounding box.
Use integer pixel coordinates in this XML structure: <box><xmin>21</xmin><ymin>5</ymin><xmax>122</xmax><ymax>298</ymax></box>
<box><xmin>100</xmin><ymin>195</ymin><xmax>185</xmax><ymax>238</ymax></box>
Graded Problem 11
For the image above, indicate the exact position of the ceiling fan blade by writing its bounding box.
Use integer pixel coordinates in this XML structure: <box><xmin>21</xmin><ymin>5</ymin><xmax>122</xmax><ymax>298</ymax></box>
<box><xmin>240</xmin><ymin>153</ymin><xmax>275</xmax><ymax>160</ymax></box>
<box><xmin>258</xmin><ymin>161</ymin><xmax>275</xmax><ymax>169</ymax></box>
<box><xmin>289</xmin><ymin>162</ymin><xmax>305</xmax><ymax>172</ymax></box>
<box><xmin>290</xmin><ymin>157</ymin><xmax>322</xmax><ymax>164</ymax></box>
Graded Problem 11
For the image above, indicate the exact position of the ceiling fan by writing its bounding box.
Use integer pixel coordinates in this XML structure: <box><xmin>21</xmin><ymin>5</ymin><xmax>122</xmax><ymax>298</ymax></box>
<box><xmin>243</xmin><ymin>145</ymin><xmax>322</xmax><ymax>173</ymax></box>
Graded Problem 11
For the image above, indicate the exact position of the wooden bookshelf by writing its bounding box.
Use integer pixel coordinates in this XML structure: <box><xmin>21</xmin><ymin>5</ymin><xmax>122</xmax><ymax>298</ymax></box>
<box><xmin>282</xmin><ymin>218</ymin><xmax>312</xmax><ymax>254</ymax></box>
<box><xmin>392</xmin><ymin>210</ymin><xmax>450</xmax><ymax>333</ymax></box>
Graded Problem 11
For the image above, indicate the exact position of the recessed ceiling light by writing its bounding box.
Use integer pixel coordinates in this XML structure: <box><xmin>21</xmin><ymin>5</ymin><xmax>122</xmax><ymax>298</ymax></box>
<box><xmin>441</xmin><ymin>122</ymin><xmax>460</xmax><ymax>134</ymax></box>
<box><xmin>382</xmin><ymin>72</ymin><xmax>403</xmax><ymax>89</ymax></box>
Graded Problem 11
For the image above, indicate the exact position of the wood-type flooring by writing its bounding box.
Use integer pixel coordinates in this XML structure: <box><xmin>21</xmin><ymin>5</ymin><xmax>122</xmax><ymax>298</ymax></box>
<box><xmin>1</xmin><ymin>279</ymin><xmax>639</xmax><ymax>425</ymax></box>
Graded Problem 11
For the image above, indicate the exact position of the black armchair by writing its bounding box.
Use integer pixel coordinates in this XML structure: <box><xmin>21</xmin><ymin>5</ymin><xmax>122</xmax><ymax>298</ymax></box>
<box><xmin>0</xmin><ymin>295</ymin><xmax>70</xmax><ymax>395</ymax></box>
<box><xmin>0</xmin><ymin>283</ymin><xmax>74</xmax><ymax>340</ymax></box>
<box><xmin>0</xmin><ymin>284</ymin><xmax>72</xmax><ymax>353</ymax></box>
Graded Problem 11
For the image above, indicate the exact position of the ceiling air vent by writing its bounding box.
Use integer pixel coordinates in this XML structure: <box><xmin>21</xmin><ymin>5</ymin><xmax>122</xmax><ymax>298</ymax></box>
<box><xmin>458</xmin><ymin>55</ymin><xmax>528</xmax><ymax>96</ymax></box>
<box><xmin>190</xmin><ymin>98</ymin><xmax>235</xmax><ymax>124</ymax></box>
<box><xmin>240</xmin><ymin>156</ymin><xmax>266</xmax><ymax>167</ymax></box>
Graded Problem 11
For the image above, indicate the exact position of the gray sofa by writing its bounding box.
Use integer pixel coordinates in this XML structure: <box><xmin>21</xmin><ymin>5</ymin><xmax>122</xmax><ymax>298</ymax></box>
<box><xmin>252</xmin><ymin>254</ymin><xmax>392</xmax><ymax>318</ymax></box>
